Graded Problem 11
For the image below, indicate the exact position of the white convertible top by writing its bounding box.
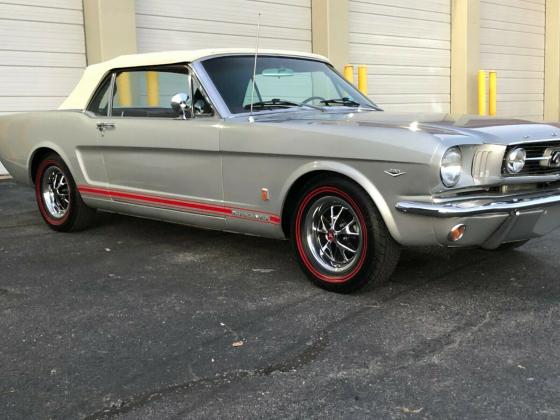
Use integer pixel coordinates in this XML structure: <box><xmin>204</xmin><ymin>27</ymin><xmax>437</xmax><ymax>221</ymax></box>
<box><xmin>59</xmin><ymin>48</ymin><xmax>328</xmax><ymax>110</ymax></box>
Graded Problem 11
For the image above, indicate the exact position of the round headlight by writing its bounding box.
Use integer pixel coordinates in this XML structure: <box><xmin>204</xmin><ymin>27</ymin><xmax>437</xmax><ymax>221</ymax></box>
<box><xmin>505</xmin><ymin>148</ymin><xmax>526</xmax><ymax>174</ymax></box>
<box><xmin>440</xmin><ymin>147</ymin><xmax>462</xmax><ymax>187</ymax></box>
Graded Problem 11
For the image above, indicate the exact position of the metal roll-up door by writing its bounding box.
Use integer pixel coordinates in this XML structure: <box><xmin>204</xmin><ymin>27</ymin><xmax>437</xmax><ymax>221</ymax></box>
<box><xmin>0</xmin><ymin>0</ymin><xmax>86</xmax><ymax>174</ymax></box>
<box><xmin>480</xmin><ymin>0</ymin><xmax>545</xmax><ymax>121</ymax></box>
<box><xmin>348</xmin><ymin>0</ymin><xmax>452</xmax><ymax>113</ymax></box>
<box><xmin>135</xmin><ymin>0</ymin><xmax>312</xmax><ymax>53</ymax></box>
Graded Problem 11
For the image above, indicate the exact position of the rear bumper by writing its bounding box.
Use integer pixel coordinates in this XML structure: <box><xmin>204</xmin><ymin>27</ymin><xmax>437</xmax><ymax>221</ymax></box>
<box><xmin>395</xmin><ymin>190</ymin><xmax>560</xmax><ymax>249</ymax></box>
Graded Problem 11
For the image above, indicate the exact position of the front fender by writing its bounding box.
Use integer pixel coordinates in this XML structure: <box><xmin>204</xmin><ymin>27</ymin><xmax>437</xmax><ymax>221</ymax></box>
<box><xmin>280</xmin><ymin>160</ymin><xmax>403</xmax><ymax>243</ymax></box>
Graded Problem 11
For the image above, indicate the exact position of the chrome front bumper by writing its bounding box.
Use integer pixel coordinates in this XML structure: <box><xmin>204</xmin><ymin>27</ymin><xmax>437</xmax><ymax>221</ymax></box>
<box><xmin>395</xmin><ymin>190</ymin><xmax>560</xmax><ymax>249</ymax></box>
<box><xmin>396</xmin><ymin>190</ymin><xmax>560</xmax><ymax>218</ymax></box>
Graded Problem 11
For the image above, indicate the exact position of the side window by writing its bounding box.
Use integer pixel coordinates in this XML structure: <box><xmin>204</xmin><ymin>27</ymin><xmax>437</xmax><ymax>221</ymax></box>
<box><xmin>112</xmin><ymin>69</ymin><xmax>190</xmax><ymax>118</ymax></box>
<box><xmin>87</xmin><ymin>75</ymin><xmax>112</xmax><ymax>116</ymax></box>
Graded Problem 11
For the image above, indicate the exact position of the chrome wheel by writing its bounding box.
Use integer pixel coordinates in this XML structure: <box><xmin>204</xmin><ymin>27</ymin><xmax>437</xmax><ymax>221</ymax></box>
<box><xmin>41</xmin><ymin>166</ymin><xmax>70</xmax><ymax>219</ymax></box>
<box><xmin>303</xmin><ymin>196</ymin><xmax>364</xmax><ymax>274</ymax></box>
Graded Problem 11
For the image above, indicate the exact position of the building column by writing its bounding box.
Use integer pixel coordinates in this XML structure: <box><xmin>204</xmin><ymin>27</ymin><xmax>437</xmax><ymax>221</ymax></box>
<box><xmin>545</xmin><ymin>0</ymin><xmax>560</xmax><ymax>121</ymax></box>
<box><xmin>450</xmin><ymin>0</ymin><xmax>480</xmax><ymax>117</ymax></box>
<box><xmin>311</xmin><ymin>0</ymin><xmax>349</xmax><ymax>72</ymax></box>
<box><xmin>82</xmin><ymin>0</ymin><xmax>137</xmax><ymax>65</ymax></box>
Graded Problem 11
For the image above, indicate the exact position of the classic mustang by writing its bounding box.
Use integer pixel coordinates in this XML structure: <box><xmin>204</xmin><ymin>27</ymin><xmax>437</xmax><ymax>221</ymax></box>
<box><xmin>1</xmin><ymin>49</ymin><xmax>560</xmax><ymax>292</ymax></box>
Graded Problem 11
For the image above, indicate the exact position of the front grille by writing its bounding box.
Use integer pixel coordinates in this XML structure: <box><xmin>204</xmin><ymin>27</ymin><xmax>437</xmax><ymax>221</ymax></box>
<box><xmin>502</xmin><ymin>141</ymin><xmax>560</xmax><ymax>176</ymax></box>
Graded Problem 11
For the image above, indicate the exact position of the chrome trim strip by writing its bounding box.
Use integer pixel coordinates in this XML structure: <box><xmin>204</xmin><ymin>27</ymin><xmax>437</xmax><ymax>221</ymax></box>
<box><xmin>396</xmin><ymin>191</ymin><xmax>560</xmax><ymax>217</ymax></box>
<box><xmin>525</xmin><ymin>156</ymin><xmax>551</xmax><ymax>161</ymax></box>
<box><xmin>107</xmin><ymin>72</ymin><xmax>116</xmax><ymax>117</ymax></box>
<box><xmin>508</xmin><ymin>138</ymin><xmax>560</xmax><ymax>145</ymax></box>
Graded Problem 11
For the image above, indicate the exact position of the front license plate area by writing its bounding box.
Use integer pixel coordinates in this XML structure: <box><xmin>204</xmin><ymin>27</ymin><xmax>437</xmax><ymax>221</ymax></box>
<box><xmin>505</xmin><ymin>209</ymin><xmax>545</xmax><ymax>242</ymax></box>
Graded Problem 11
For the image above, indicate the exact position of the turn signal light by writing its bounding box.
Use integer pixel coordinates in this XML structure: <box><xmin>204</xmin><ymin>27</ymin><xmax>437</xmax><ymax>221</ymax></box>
<box><xmin>449</xmin><ymin>224</ymin><xmax>466</xmax><ymax>242</ymax></box>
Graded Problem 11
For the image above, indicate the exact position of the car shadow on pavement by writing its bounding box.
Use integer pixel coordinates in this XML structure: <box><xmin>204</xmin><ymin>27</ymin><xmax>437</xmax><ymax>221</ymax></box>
<box><xmin>91</xmin><ymin>209</ymin><xmax>556</xmax><ymax>302</ymax></box>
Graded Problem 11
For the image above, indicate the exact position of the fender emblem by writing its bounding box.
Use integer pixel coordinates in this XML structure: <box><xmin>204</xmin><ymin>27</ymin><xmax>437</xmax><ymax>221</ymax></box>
<box><xmin>384</xmin><ymin>169</ymin><xmax>407</xmax><ymax>177</ymax></box>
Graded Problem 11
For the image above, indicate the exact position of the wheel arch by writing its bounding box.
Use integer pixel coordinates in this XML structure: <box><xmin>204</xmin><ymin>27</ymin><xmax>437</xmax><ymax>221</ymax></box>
<box><xmin>28</xmin><ymin>143</ymin><xmax>71</xmax><ymax>184</ymax></box>
<box><xmin>280</xmin><ymin>161</ymin><xmax>399</xmax><ymax>241</ymax></box>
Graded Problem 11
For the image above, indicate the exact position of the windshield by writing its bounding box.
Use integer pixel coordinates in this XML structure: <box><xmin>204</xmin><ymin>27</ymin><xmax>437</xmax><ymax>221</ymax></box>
<box><xmin>200</xmin><ymin>55</ymin><xmax>379</xmax><ymax>114</ymax></box>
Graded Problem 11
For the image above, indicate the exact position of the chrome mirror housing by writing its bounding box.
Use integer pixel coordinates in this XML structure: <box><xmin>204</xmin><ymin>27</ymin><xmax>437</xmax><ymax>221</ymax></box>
<box><xmin>171</xmin><ymin>92</ymin><xmax>191</xmax><ymax>119</ymax></box>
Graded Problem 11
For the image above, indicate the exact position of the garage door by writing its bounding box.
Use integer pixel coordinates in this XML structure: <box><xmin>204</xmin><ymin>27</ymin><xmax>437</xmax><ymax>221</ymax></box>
<box><xmin>480</xmin><ymin>0</ymin><xmax>545</xmax><ymax>121</ymax></box>
<box><xmin>348</xmin><ymin>0</ymin><xmax>451</xmax><ymax>113</ymax></box>
<box><xmin>135</xmin><ymin>0</ymin><xmax>312</xmax><ymax>53</ymax></box>
<box><xmin>0</xmin><ymin>0</ymin><xmax>86</xmax><ymax>174</ymax></box>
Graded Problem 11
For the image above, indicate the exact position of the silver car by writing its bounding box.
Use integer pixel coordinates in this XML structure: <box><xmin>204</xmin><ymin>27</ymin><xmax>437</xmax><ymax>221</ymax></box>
<box><xmin>2</xmin><ymin>49</ymin><xmax>560</xmax><ymax>293</ymax></box>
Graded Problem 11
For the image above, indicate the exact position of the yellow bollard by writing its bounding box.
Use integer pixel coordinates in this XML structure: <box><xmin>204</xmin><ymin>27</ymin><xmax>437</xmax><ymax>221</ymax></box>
<box><xmin>357</xmin><ymin>65</ymin><xmax>368</xmax><ymax>95</ymax></box>
<box><xmin>478</xmin><ymin>70</ymin><xmax>487</xmax><ymax>116</ymax></box>
<box><xmin>344</xmin><ymin>65</ymin><xmax>354</xmax><ymax>84</ymax></box>
<box><xmin>116</xmin><ymin>72</ymin><xmax>132</xmax><ymax>107</ymax></box>
<box><xmin>146</xmin><ymin>71</ymin><xmax>160</xmax><ymax>107</ymax></box>
<box><xmin>489</xmin><ymin>71</ymin><xmax>497</xmax><ymax>116</ymax></box>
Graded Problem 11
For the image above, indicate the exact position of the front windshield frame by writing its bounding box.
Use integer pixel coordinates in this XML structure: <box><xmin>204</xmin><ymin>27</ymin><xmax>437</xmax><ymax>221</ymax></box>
<box><xmin>192</xmin><ymin>54</ymin><xmax>381</xmax><ymax>118</ymax></box>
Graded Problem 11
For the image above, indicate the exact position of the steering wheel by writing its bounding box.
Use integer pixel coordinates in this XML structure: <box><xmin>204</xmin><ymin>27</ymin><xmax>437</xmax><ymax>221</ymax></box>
<box><xmin>300</xmin><ymin>96</ymin><xmax>327</xmax><ymax>105</ymax></box>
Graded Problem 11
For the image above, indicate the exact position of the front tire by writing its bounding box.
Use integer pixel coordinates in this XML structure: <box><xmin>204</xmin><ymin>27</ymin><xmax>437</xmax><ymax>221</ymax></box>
<box><xmin>35</xmin><ymin>154</ymin><xmax>97</xmax><ymax>232</ymax></box>
<box><xmin>291</xmin><ymin>177</ymin><xmax>401</xmax><ymax>293</ymax></box>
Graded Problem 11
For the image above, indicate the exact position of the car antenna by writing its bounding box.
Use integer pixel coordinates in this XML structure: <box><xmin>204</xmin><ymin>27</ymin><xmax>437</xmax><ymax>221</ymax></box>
<box><xmin>249</xmin><ymin>12</ymin><xmax>262</xmax><ymax>120</ymax></box>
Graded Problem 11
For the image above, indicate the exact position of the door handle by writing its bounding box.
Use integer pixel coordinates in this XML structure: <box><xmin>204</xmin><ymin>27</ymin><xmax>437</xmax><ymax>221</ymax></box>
<box><xmin>96</xmin><ymin>122</ymin><xmax>116</xmax><ymax>132</ymax></box>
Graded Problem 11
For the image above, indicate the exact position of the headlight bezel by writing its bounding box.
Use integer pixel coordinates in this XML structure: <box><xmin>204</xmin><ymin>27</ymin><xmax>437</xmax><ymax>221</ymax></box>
<box><xmin>440</xmin><ymin>146</ymin><xmax>463</xmax><ymax>188</ymax></box>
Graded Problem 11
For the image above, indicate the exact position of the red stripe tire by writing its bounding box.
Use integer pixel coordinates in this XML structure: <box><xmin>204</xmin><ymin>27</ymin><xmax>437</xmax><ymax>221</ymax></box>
<box><xmin>34</xmin><ymin>153</ymin><xmax>97</xmax><ymax>232</ymax></box>
<box><xmin>290</xmin><ymin>176</ymin><xmax>401</xmax><ymax>293</ymax></box>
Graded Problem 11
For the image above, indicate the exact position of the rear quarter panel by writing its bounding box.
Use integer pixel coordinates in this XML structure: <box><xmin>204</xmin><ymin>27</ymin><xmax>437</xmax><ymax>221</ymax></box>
<box><xmin>0</xmin><ymin>111</ymin><xmax>106</xmax><ymax>187</ymax></box>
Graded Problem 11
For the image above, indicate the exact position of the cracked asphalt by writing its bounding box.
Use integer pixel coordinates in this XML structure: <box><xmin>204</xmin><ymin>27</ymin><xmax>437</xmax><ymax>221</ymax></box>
<box><xmin>1</xmin><ymin>179</ymin><xmax>560</xmax><ymax>419</ymax></box>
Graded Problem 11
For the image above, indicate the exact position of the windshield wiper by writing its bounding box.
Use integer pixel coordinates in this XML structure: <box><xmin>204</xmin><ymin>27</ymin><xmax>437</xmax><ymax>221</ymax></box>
<box><xmin>244</xmin><ymin>98</ymin><xmax>325</xmax><ymax>112</ymax></box>
<box><xmin>244</xmin><ymin>99</ymin><xmax>299</xmax><ymax>110</ymax></box>
<box><xmin>321</xmin><ymin>97</ymin><xmax>381</xmax><ymax>111</ymax></box>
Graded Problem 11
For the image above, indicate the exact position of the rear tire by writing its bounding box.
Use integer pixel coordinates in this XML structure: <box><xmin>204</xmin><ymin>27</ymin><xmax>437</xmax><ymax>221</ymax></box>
<box><xmin>290</xmin><ymin>176</ymin><xmax>400</xmax><ymax>293</ymax></box>
<box><xmin>35</xmin><ymin>154</ymin><xmax>97</xmax><ymax>232</ymax></box>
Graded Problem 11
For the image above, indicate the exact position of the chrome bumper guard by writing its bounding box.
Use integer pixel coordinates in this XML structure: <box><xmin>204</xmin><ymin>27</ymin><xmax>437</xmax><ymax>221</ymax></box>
<box><xmin>396</xmin><ymin>191</ymin><xmax>560</xmax><ymax>218</ymax></box>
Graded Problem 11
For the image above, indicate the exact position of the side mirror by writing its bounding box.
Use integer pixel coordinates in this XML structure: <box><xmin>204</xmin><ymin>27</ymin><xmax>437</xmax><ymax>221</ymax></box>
<box><xmin>171</xmin><ymin>92</ymin><xmax>192</xmax><ymax>119</ymax></box>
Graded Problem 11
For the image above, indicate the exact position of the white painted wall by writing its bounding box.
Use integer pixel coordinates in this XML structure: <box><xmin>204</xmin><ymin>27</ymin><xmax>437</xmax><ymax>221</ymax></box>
<box><xmin>348</xmin><ymin>0</ymin><xmax>452</xmax><ymax>113</ymax></box>
<box><xmin>480</xmin><ymin>0</ymin><xmax>545</xmax><ymax>120</ymax></box>
<box><xmin>135</xmin><ymin>0</ymin><xmax>312</xmax><ymax>53</ymax></box>
<box><xmin>0</xmin><ymin>0</ymin><xmax>86</xmax><ymax>174</ymax></box>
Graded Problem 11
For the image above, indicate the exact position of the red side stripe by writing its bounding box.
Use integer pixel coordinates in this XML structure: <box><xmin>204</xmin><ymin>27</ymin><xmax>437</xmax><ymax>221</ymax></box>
<box><xmin>78</xmin><ymin>185</ymin><xmax>281</xmax><ymax>225</ymax></box>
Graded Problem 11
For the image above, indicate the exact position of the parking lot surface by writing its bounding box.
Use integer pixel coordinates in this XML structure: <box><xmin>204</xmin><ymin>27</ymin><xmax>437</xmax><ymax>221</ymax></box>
<box><xmin>1</xmin><ymin>179</ymin><xmax>560</xmax><ymax>419</ymax></box>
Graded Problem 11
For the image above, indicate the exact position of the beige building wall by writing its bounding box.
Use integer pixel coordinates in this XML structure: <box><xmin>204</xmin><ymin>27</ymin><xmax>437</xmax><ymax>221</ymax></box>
<box><xmin>83</xmin><ymin>0</ymin><xmax>137</xmax><ymax>64</ymax></box>
<box><xmin>450</xmin><ymin>0</ymin><xmax>479</xmax><ymax>117</ymax></box>
<box><xmin>311</xmin><ymin>0</ymin><xmax>348</xmax><ymax>71</ymax></box>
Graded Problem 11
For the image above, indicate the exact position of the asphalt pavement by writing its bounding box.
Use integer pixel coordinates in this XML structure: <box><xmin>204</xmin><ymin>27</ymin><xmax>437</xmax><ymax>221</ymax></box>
<box><xmin>1</xmin><ymin>179</ymin><xmax>560</xmax><ymax>419</ymax></box>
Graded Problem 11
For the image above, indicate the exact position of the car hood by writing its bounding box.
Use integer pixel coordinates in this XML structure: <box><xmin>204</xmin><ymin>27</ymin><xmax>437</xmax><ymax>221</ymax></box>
<box><xmin>244</xmin><ymin>110</ymin><xmax>560</xmax><ymax>145</ymax></box>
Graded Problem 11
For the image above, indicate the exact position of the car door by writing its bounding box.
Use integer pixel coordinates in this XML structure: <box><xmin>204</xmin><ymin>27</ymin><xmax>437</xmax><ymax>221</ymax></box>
<box><xmin>88</xmin><ymin>65</ymin><xmax>224</xmax><ymax>226</ymax></box>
